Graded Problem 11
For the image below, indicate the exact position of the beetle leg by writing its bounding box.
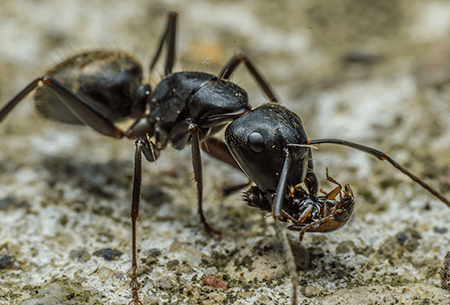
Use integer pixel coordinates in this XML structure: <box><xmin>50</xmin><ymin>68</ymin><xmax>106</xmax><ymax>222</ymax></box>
<box><xmin>297</xmin><ymin>205</ymin><xmax>314</xmax><ymax>223</ymax></box>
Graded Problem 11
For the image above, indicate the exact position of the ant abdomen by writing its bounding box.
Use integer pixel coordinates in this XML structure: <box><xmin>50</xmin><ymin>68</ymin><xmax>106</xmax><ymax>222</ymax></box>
<box><xmin>35</xmin><ymin>50</ymin><xmax>146</xmax><ymax>124</ymax></box>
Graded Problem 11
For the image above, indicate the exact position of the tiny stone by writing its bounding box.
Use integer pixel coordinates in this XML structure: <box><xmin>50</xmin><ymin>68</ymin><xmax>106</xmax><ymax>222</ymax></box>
<box><xmin>205</xmin><ymin>267</ymin><xmax>218</xmax><ymax>276</ymax></box>
<box><xmin>208</xmin><ymin>292</ymin><xmax>225</xmax><ymax>302</ymax></box>
<box><xmin>97</xmin><ymin>266</ymin><xmax>114</xmax><ymax>279</ymax></box>
<box><xmin>158</xmin><ymin>276</ymin><xmax>173</xmax><ymax>289</ymax></box>
<box><xmin>146</xmin><ymin>248</ymin><xmax>162</xmax><ymax>257</ymax></box>
<box><xmin>396</xmin><ymin>232</ymin><xmax>408</xmax><ymax>244</ymax></box>
<box><xmin>0</xmin><ymin>254</ymin><xmax>15</xmax><ymax>270</ymax></box>
<box><xmin>304</xmin><ymin>285</ymin><xmax>322</xmax><ymax>297</ymax></box>
<box><xmin>166</xmin><ymin>259</ymin><xmax>179</xmax><ymax>269</ymax></box>
<box><xmin>69</xmin><ymin>249</ymin><xmax>91</xmax><ymax>262</ymax></box>
<box><xmin>93</xmin><ymin>248</ymin><xmax>123</xmax><ymax>261</ymax></box>
<box><xmin>434</xmin><ymin>227</ymin><xmax>448</xmax><ymax>234</ymax></box>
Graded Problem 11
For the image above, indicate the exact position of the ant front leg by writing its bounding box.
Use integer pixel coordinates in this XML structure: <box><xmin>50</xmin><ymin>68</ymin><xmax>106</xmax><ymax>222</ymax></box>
<box><xmin>170</xmin><ymin>121</ymin><xmax>222</xmax><ymax>236</ymax></box>
<box><xmin>304</xmin><ymin>150</ymin><xmax>319</xmax><ymax>196</ymax></box>
<box><xmin>129</xmin><ymin>138</ymin><xmax>156</xmax><ymax>305</ymax></box>
<box><xmin>270</xmin><ymin>146</ymin><xmax>301</xmax><ymax>305</ymax></box>
<box><xmin>128</xmin><ymin>136</ymin><xmax>161</xmax><ymax>304</ymax></box>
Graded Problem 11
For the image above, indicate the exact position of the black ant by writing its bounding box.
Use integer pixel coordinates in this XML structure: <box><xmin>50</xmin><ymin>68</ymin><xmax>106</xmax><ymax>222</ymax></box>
<box><xmin>1</xmin><ymin>11</ymin><xmax>449</xmax><ymax>305</ymax></box>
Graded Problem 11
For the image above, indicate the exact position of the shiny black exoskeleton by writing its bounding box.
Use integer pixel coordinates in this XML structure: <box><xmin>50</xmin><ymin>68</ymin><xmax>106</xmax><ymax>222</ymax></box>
<box><xmin>226</xmin><ymin>103</ymin><xmax>318</xmax><ymax>195</ymax></box>
<box><xmin>0</xmin><ymin>11</ymin><xmax>279</xmax><ymax>304</ymax></box>
<box><xmin>1</xmin><ymin>11</ymin><xmax>449</xmax><ymax>305</ymax></box>
<box><xmin>129</xmin><ymin>72</ymin><xmax>250</xmax><ymax>151</ymax></box>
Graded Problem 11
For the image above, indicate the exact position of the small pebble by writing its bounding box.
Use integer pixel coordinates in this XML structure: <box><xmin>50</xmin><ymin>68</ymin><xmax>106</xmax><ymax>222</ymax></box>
<box><xmin>97</xmin><ymin>266</ymin><xmax>114</xmax><ymax>279</ymax></box>
<box><xmin>0</xmin><ymin>254</ymin><xmax>15</xmax><ymax>270</ymax></box>
<box><xmin>69</xmin><ymin>249</ymin><xmax>91</xmax><ymax>262</ymax></box>
<box><xmin>93</xmin><ymin>248</ymin><xmax>123</xmax><ymax>261</ymax></box>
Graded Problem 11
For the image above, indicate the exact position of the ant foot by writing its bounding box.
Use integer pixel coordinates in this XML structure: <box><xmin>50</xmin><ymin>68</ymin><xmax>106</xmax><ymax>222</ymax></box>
<box><xmin>204</xmin><ymin>223</ymin><xmax>223</xmax><ymax>237</ymax></box>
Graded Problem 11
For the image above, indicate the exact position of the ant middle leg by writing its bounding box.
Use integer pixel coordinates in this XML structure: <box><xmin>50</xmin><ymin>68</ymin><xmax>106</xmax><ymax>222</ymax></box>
<box><xmin>149</xmin><ymin>11</ymin><xmax>178</xmax><ymax>76</ymax></box>
<box><xmin>219</xmin><ymin>53</ymin><xmax>279</xmax><ymax>103</ymax></box>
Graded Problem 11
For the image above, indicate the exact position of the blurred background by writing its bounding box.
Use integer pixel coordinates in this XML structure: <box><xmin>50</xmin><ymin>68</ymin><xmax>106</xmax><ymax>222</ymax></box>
<box><xmin>1</xmin><ymin>0</ymin><xmax>450</xmax><ymax>304</ymax></box>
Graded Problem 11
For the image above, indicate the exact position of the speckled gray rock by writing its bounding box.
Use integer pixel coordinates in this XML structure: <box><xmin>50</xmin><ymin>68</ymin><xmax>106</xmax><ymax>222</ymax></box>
<box><xmin>1</xmin><ymin>1</ymin><xmax>450</xmax><ymax>305</ymax></box>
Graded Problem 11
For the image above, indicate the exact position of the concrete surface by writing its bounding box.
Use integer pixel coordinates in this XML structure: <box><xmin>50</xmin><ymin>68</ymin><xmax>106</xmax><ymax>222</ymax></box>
<box><xmin>1</xmin><ymin>0</ymin><xmax>450</xmax><ymax>304</ymax></box>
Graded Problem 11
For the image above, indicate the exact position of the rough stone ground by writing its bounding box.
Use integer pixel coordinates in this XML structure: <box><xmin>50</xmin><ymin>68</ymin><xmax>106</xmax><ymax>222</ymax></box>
<box><xmin>1</xmin><ymin>0</ymin><xmax>450</xmax><ymax>304</ymax></box>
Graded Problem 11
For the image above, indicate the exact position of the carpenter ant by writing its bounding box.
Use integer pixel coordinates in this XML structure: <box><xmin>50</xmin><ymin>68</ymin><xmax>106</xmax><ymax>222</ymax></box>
<box><xmin>0</xmin><ymin>11</ymin><xmax>273</xmax><ymax>304</ymax></box>
<box><xmin>1</xmin><ymin>11</ymin><xmax>449</xmax><ymax>305</ymax></box>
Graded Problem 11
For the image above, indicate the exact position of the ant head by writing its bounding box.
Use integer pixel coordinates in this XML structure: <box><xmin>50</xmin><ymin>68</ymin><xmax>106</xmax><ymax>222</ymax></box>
<box><xmin>225</xmin><ymin>103</ymin><xmax>310</xmax><ymax>192</ymax></box>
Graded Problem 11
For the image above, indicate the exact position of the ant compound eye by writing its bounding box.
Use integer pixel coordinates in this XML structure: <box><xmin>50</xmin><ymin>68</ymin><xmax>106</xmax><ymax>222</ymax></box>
<box><xmin>248</xmin><ymin>132</ymin><xmax>265</xmax><ymax>153</ymax></box>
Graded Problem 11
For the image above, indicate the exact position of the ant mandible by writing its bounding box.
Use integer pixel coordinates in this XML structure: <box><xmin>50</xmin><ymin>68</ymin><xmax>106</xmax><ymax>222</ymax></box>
<box><xmin>1</xmin><ymin>11</ymin><xmax>449</xmax><ymax>305</ymax></box>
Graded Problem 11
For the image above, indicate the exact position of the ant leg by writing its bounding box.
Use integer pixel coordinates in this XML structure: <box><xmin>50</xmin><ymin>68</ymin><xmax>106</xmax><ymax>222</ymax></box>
<box><xmin>149</xmin><ymin>11</ymin><xmax>178</xmax><ymax>76</ymax></box>
<box><xmin>201</xmin><ymin>137</ymin><xmax>251</xmax><ymax>196</ymax></box>
<box><xmin>219</xmin><ymin>53</ymin><xmax>279</xmax><ymax>103</ymax></box>
<box><xmin>303</xmin><ymin>150</ymin><xmax>318</xmax><ymax>196</ymax></box>
<box><xmin>273</xmin><ymin>143</ymin><xmax>310</xmax><ymax>219</ymax></box>
<box><xmin>129</xmin><ymin>137</ymin><xmax>157</xmax><ymax>304</ymax></box>
<box><xmin>309</xmin><ymin>139</ymin><xmax>450</xmax><ymax>207</ymax></box>
<box><xmin>169</xmin><ymin>121</ymin><xmax>222</xmax><ymax>235</ymax></box>
<box><xmin>128</xmin><ymin>138</ymin><xmax>151</xmax><ymax>305</ymax></box>
<box><xmin>0</xmin><ymin>76</ymin><xmax>125</xmax><ymax>138</ymax></box>
<box><xmin>274</xmin><ymin>215</ymin><xmax>298</xmax><ymax>305</ymax></box>
<box><xmin>273</xmin><ymin>148</ymin><xmax>292</xmax><ymax>220</ymax></box>
<box><xmin>0</xmin><ymin>78</ymin><xmax>39</xmax><ymax>121</ymax></box>
<box><xmin>201</xmin><ymin>137</ymin><xmax>242</xmax><ymax>171</ymax></box>
<box><xmin>189</xmin><ymin>125</ymin><xmax>222</xmax><ymax>236</ymax></box>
